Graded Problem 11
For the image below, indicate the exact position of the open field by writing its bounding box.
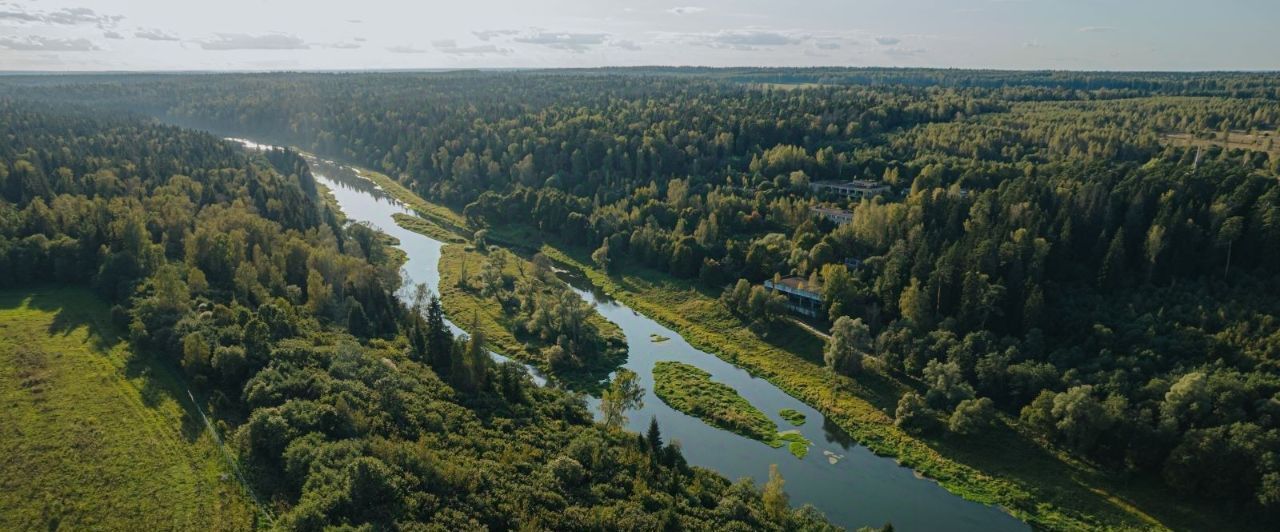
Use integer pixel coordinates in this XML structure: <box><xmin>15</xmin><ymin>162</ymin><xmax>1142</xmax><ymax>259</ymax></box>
<box><xmin>1161</xmin><ymin>130</ymin><xmax>1280</xmax><ymax>156</ymax></box>
<box><xmin>0</xmin><ymin>287</ymin><xmax>256</xmax><ymax>531</ymax></box>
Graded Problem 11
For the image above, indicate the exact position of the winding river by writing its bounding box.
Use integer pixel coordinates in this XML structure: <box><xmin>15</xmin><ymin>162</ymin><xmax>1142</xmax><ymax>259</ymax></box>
<box><xmin>240</xmin><ymin>139</ymin><xmax>1027</xmax><ymax>531</ymax></box>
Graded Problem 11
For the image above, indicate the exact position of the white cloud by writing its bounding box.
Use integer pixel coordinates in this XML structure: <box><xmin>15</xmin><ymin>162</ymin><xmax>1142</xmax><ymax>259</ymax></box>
<box><xmin>200</xmin><ymin>33</ymin><xmax>309</xmax><ymax>50</ymax></box>
<box><xmin>387</xmin><ymin>44</ymin><xmax>428</xmax><ymax>54</ymax></box>
<box><xmin>0</xmin><ymin>9</ymin><xmax>43</xmax><ymax>24</ymax></box>
<box><xmin>0</xmin><ymin>35</ymin><xmax>99</xmax><ymax>51</ymax></box>
<box><xmin>433</xmin><ymin>39</ymin><xmax>511</xmax><ymax>55</ymax></box>
<box><xmin>875</xmin><ymin>36</ymin><xmax>900</xmax><ymax>45</ymax></box>
<box><xmin>884</xmin><ymin>46</ymin><xmax>926</xmax><ymax>57</ymax></box>
<box><xmin>667</xmin><ymin>7</ymin><xmax>706</xmax><ymax>15</ymax></box>
<box><xmin>514</xmin><ymin>31</ymin><xmax>610</xmax><ymax>52</ymax></box>
<box><xmin>103</xmin><ymin>30</ymin><xmax>124</xmax><ymax>40</ymax></box>
<box><xmin>612</xmin><ymin>39</ymin><xmax>641</xmax><ymax>51</ymax></box>
<box><xmin>135</xmin><ymin>29</ymin><xmax>179</xmax><ymax>41</ymax></box>
<box><xmin>473</xmin><ymin>29</ymin><xmax>519</xmax><ymax>41</ymax></box>
<box><xmin>1077</xmin><ymin>26</ymin><xmax>1115</xmax><ymax>33</ymax></box>
<box><xmin>0</xmin><ymin>6</ymin><xmax>121</xmax><ymax>28</ymax></box>
<box><xmin>689</xmin><ymin>29</ymin><xmax>804</xmax><ymax>50</ymax></box>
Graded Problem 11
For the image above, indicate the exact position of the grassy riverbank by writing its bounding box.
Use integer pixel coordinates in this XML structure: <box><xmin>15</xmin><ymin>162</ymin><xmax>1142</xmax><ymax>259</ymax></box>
<box><xmin>334</xmin><ymin>166</ymin><xmax>1232</xmax><ymax>531</ymax></box>
<box><xmin>356</xmin><ymin>168</ymin><xmax>471</xmax><ymax>235</ymax></box>
<box><xmin>653</xmin><ymin>362</ymin><xmax>772</xmax><ymax>438</ymax></box>
<box><xmin>392</xmin><ymin>212</ymin><xmax>466</xmax><ymax>243</ymax></box>
<box><xmin>0</xmin><ymin>288</ymin><xmax>255</xmax><ymax>531</ymax></box>
<box><xmin>536</xmin><ymin>243</ymin><xmax>1245</xmax><ymax>531</ymax></box>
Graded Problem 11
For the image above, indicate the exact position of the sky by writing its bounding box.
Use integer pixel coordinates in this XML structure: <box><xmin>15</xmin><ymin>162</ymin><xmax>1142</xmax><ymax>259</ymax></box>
<box><xmin>1</xmin><ymin>0</ymin><xmax>1277</xmax><ymax>72</ymax></box>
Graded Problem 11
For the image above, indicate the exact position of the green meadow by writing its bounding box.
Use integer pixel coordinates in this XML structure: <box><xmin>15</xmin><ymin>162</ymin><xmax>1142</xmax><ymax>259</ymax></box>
<box><xmin>0</xmin><ymin>288</ymin><xmax>256</xmax><ymax>531</ymax></box>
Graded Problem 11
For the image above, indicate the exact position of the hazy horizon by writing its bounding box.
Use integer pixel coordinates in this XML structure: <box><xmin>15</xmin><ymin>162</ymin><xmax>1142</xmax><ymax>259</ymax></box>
<box><xmin>2</xmin><ymin>0</ymin><xmax>1278</xmax><ymax>72</ymax></box>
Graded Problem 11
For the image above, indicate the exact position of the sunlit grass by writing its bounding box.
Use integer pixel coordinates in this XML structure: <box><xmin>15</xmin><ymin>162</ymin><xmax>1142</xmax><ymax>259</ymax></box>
<box><xmin>0</xmin><ymin>287</ymin><xmax>255</xmax><ymax>531</ymax></box>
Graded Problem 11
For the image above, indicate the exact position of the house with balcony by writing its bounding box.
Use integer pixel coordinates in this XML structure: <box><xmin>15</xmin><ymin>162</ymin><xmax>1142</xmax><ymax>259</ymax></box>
<box><xmin>763</xmin><ymin>276</ymin><xmax>823</xmax><ymax>318</ymax></box>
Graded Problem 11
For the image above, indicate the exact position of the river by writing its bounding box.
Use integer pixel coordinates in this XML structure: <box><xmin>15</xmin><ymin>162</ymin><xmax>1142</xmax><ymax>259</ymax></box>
<box><xmin>237</xmin><ymin>139</ymin><xmax>1027</xmax><ymax>531</ymax></box>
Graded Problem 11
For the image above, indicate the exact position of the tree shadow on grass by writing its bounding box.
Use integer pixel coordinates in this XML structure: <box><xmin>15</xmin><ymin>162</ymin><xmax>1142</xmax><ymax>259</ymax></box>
<box><xmin>0</xmin><ymin>287</ymin><xmax>121</xmax><ymax>353</ymax></box>
<box><xmin>2</xmin><ymin>285</ymin><xmax>211</xmax><ymax>446</ymax></box>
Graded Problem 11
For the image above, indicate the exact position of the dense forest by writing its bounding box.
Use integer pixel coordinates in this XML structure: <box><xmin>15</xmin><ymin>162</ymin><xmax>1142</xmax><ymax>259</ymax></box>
<box><xmin>0</xmin><ymin>100</ymin><xmax>838</xmax><ymax>530</ymax></box>
<box><xmin>3</xmin><ymin>67</ymin><xmax>1279</xmax><ymax>527</ymax></box>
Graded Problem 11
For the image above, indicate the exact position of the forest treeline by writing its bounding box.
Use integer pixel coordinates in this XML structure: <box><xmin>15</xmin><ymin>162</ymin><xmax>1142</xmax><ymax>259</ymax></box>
<box><xmin>4</xmin><ymin>68</ymin><xmax>1280</xmax><ymax>523</ymax></box>
<box><xmin>0</xmin><ymin>100</ymin><xmax>837</xmax><ymax>530</ymax></box>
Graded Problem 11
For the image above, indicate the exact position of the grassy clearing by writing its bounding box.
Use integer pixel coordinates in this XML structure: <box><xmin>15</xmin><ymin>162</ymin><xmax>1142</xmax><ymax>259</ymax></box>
<box><xmin>0</xmin><ymin>287</ymin><xmax>256</xmax><ymax>531</ymax></box>
<box><xmin>437</xmin><ymin>244</ymin><xmax>626</xmax><ymax>390</ymax></box>
<box><xmin>652</xmin><ymin>361</ymin><xmax>810</xmax><ymax>458</ymax></box>
<box><xmin>1161</xmin><ymin>131</ymin><xmax>1280</xmax><ymax>156</ymax></box>
<box><xmin>780</xmin><ymin>408</ymin><xmax>807</xmax><ymax>426</ymax></box>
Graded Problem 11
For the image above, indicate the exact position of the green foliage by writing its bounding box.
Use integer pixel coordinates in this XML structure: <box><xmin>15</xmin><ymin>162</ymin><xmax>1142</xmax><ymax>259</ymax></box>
<box><xmin>779</xmin><ymin>408</ymin><xmax>807</xmax><ymax>426</ymax></box>
<box><xmin>437</xmin><ymin>244</ymin><xmax>625</xmax><ymax>386</ymax></box>
<box><xmin>654</xmin><ymin>361</ymin><xmax>779</xmax><ymax>442</ymax></box>
<box><xmin>894</xmin><ymin>392</ymin><xmax>933</xmax><ymax>434</ymax></box>
<box><xmin>720</xmin><ymin>278</ymin><xmax>788</xmax><ymax>328</ymax></box>
<box><xmin>826</xmin><ymin>316</ymin><xmax>869</xmax><ymax>376</ymax></box>
<box><xmin>0</xmin><ymin>104</ymin><xmax>822</xmax><ymax>531</ymax></box>
<box><xmin>599</xmin><ymin>369</ymin><xmax>644</xmax><ymax>429</ymax></box>
<box><xmin>777</xmin><ymin>431</ymin><xmax>811</xmax><ymax>459</ymax></box>
<box><xmin>949</xmin><ymin>397</ymin><xmax>997</xmax><ymax>436</ymax></box>
<box><xmin>763</xmin><ymin>464</ymin><xmax>790</xmax><ymax>524</ymax></box>
<box><xmin>11</xmin><ymin>68</ymin><xmax>1280</xmax><ymax>529</ymax></box>
<box><xmin>652</xmin><ymin>360</ymin><xmax>811</xmax><ymax>457</ymax></box>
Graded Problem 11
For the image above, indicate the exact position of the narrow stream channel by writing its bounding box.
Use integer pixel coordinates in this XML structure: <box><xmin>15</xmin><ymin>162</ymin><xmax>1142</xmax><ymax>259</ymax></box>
<box><xmin>237</xmin><ymin>139</ymin><xmax>1028</xmax><ymax>531</ymax></box>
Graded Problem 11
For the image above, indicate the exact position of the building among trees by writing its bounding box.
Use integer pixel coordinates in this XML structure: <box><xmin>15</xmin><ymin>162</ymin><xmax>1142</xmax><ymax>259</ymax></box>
<box><xmin>812</xmin><ymin>206</ymin><xmax>853</xmax><ymax>225</ymax></box>
<box><xmin>810</xmin><ymin>179</ymin><xmax>891</xmax><ymax>200</ymax></box>
<box><xmin>763</xmin><ymin>276</ymin><xmax>823</xmax><ymax>318</ymax></box>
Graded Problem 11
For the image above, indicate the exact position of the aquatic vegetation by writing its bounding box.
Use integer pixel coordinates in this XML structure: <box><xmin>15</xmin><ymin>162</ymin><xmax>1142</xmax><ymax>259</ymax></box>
<box><xmin>780</xmin><ymin>408</ymin><xmax>807</xmax><ymax>426</ymax></box>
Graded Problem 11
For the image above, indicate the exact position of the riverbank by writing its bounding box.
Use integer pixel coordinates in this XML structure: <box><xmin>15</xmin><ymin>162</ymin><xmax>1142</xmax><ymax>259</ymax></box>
<box><xmin>548</xmin><ymin>242</ymin><xmax>1274</xmax><ymax>531</ymax></box>
<box><xmin>537</xmin><ymin>243</ymin><xmax>1179</xmax><ymax>530</ymax></box>
<box><xmin>356</xmin><ymin>168</ymin><xmax>471</xmax><ymax>235</ymax></box>
<box><xmin>336</xmin><ymin>163</ymin><xmax>1232</xmax><ymax>532</ymax></box>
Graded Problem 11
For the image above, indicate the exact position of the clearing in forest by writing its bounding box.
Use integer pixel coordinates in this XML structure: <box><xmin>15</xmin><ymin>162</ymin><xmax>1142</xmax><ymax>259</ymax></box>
<box><xmin>0</xmin><ymin>288</ymin><xmax>254</xmax><ymax>531</ymax></box>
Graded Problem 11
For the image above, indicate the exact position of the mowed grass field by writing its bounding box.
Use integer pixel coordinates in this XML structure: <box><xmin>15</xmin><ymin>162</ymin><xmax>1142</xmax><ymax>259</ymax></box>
<box><xmin>0</xmin><ymin>287</ymin><xmax>255</xmax><ymax>531</ymax></box>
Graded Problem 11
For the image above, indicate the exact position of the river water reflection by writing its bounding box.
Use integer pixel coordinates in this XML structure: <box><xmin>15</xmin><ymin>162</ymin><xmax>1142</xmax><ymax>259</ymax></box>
<box><xmin>243</xmin><ymin>139</ymin><xmax>1027</xmax><ymax>531</ymax></box>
